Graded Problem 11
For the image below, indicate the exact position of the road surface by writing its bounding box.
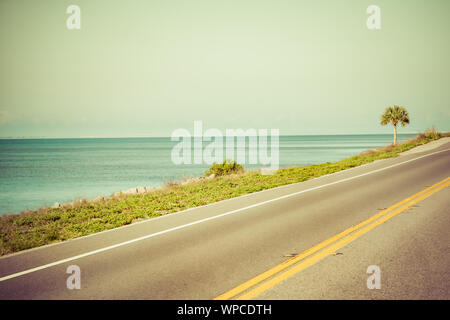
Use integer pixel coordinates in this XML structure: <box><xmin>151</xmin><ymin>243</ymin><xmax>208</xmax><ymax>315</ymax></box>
<box><xmin>0</xmin><ymin>139</ymin><xmax>449</xmax><ymax>299</ymax></box>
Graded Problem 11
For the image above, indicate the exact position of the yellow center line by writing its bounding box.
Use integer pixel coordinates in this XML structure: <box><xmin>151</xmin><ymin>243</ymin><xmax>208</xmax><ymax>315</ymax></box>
<box><xmin>214</xmin><ymin>177</ymin><xmax>450</xmax><ymax>300</ymax></box>
<box><xmin>240</xmin><ymin>179</ymin><xmax>450</xmax><ymax>299</ymax></box>
<box><xmin>237</xmin><ymin>179</ymin><xmax>450</xmax><ymax>300</ymax></box>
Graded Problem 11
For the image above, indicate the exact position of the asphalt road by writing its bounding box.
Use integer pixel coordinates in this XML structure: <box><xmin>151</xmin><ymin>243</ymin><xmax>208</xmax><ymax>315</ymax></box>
<box><xmin>0</xmin><ymin>140</ymin><xmax>449</xmax><ymax>300</ymax></box>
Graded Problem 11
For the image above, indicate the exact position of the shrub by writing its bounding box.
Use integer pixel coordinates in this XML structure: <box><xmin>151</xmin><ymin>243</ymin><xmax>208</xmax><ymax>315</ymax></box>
<box><xmin>204</xmin><ymin>159</ymin><xmax>244</xmax><ymax>177</ymax></box>
<box><xmin>422</xmin><ymin>126</ymin><xmax>442</xmax><ymax>140</ymax></box>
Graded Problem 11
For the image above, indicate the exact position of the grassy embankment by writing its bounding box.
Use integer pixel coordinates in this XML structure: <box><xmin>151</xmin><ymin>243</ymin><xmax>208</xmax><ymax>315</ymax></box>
<box><xmin>0</xmin><ymin>128</ymin><xmax>448</xmax><ymax>256</ymax></box>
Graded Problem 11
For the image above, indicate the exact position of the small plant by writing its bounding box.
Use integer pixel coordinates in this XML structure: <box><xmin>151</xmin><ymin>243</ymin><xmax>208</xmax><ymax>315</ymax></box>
<box><xmin>422</xmin><ymin>126</ymin><xmax>442</xmax><ymax>140</ymax></box>
<box><xmin>204</xmin><ymin>159</ymin><xmax>244</xmax><ymax>177</ymax></box>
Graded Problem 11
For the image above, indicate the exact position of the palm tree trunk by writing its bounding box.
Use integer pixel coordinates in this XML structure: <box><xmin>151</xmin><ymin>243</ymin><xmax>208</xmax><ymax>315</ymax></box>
<box><xmin>393</xmin><ymin>125</ymin><xmax>397</xmax><ymax>145</ymax></box>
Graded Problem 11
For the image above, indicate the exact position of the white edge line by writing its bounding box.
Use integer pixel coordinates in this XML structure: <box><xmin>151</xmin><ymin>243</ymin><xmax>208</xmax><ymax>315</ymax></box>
<box><xmin>0</xmin><ymin>147</ymin><xmax>449</xmax><ymax>282</ymax></box>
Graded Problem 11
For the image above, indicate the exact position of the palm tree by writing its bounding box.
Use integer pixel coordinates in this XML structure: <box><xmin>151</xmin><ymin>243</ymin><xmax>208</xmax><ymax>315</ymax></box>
<box><xmin>380</xmin><ymin>105</ymin><xmax>410</xmax><ymax>145</ymax></box>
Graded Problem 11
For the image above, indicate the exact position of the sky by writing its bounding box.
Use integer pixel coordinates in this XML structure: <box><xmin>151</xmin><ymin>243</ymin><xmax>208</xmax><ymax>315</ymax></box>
<box><xmin>0</xmin><ymin>0</ymin><xmax>449</xmax><ymax>138</ymax></box>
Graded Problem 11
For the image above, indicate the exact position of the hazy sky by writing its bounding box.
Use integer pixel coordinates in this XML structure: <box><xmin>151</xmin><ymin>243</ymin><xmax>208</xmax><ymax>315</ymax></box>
<box><xmin>0</xmin><ymin>0</ymin><xmax>449</xmax><ymax>138</ymax></box>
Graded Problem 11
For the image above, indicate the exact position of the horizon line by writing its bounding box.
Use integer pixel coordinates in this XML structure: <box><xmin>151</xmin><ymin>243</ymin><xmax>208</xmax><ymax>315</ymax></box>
<box><xmin>0</xmin><ymin>132</ymin><xmax>423</xmax><ymax>140</ymax></box>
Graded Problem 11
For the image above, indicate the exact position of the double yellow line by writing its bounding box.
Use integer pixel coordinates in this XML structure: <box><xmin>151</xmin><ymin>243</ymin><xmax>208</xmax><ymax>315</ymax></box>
<box><xmin>215</xmin><ymin>176</ymin><xmax>450</xmax><ymax>300</ymax></box>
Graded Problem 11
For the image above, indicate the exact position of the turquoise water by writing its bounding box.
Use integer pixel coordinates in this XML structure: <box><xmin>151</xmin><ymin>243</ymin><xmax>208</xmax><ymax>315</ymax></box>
<box><xmin>0</xmin><ymin>134</ymin><xmax>415</xmax><ymax>215</ymax></box>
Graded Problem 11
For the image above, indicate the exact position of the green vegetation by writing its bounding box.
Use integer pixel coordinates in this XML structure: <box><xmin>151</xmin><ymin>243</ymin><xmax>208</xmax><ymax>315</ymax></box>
<box><xmin>380</xmin><ymin>105</ymin><xmax>410</xmax><ymax>145</ymax></box>
<box><xmin>0</xmin><ymin>131</ymin><xmax>447</xmax><ymax>256</ymax></box>
<box><xmin>204</xmin><ymin>159</ymin><xmax>244</xmax><ymax>177</ymax></box>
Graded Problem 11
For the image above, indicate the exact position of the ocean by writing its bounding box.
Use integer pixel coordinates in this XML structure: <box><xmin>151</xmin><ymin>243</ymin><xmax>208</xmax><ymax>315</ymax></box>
<box><xmin>0</xmin><ymin>134</ymin><xmax>415</xmax><ymax>215</ymax></box>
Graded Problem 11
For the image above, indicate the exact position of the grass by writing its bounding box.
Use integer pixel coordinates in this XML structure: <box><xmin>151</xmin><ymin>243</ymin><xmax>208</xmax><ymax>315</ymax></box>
<box><xmin>0</xmin><ymin>130</ymin><xmax>448</xmax><ymax>256</ymax></box>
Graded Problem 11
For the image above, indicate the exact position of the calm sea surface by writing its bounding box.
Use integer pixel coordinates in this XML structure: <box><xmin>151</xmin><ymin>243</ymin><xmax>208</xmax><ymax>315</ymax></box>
<box><xmin>0</xmin><ymin>134</ymin><xmax>415</xmax><ymax>215</ymax></box>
